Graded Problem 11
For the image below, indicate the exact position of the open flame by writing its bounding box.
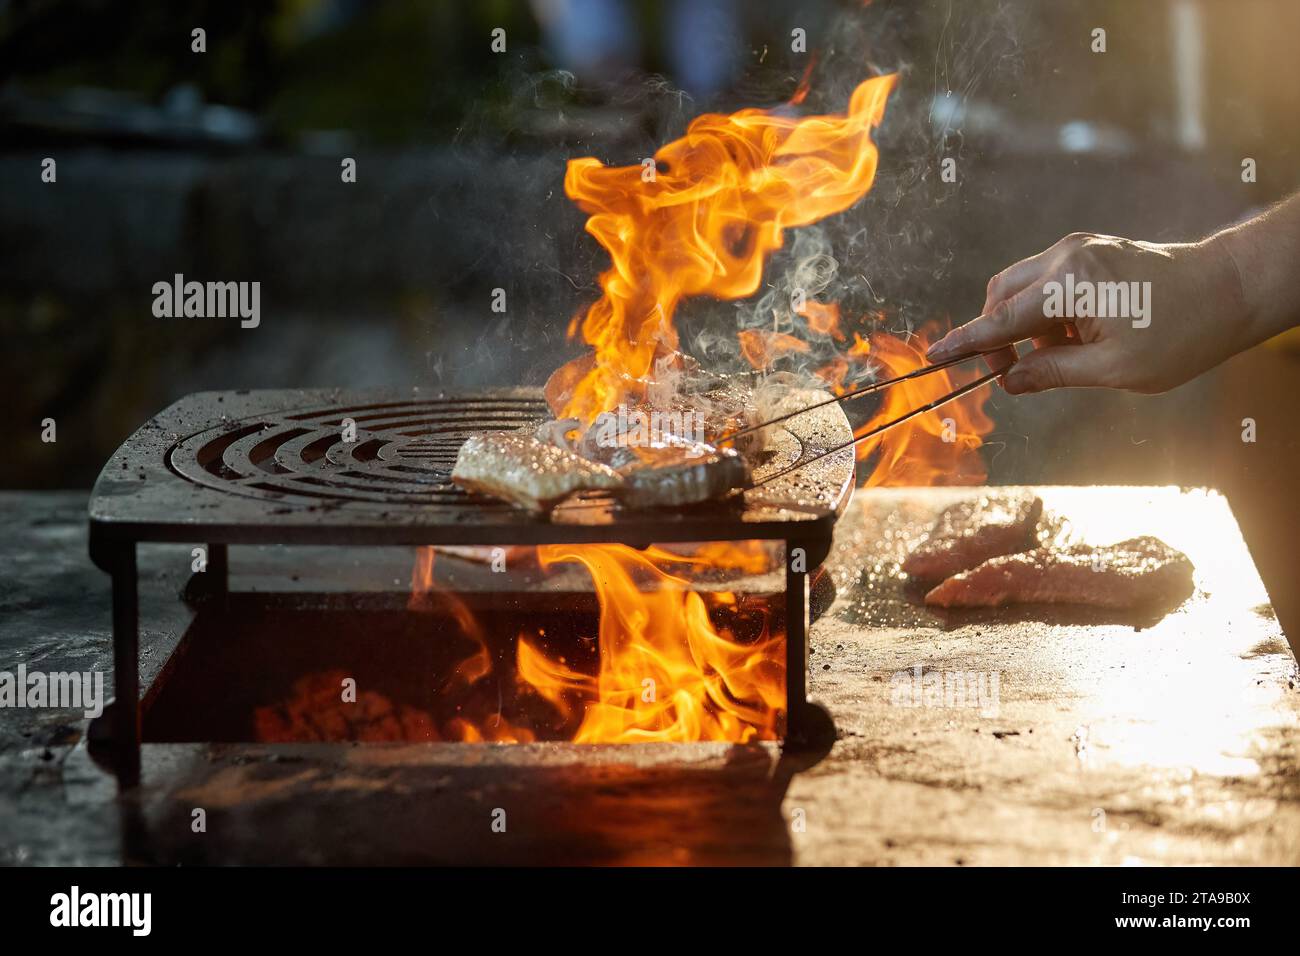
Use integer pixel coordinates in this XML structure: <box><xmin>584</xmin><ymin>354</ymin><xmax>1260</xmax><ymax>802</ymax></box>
<box><xmin>402</xmin><ymin>541</ymin><xmax>785</xmax><ymax>743</ymax></box>
<box><xmin>522</xmin><ymin>544</ymin><xmax>783</xmax><ymax>742</ymax></box>
<box><xmin>854</xmin><ymin>325</ymin><xmax>993</xmax><ymax>487</ymax></box>
<box><xmin>558</xmin><ymin>73</ymin><xmax>897</xmax><ymax>423</ymax></box>
<box><xmin>743</xmin><ymin>315</ymin><xmax>993</xmax><ymax>488</ymax></box>
<box><xmin>396</xmin><ymin>73</ymin><xmax>994</xmax><ymax>746</ymax></box>
<box><xmin>407</xmin><ymin>548</ymin><xmax>538</xmax><ymax>742</ymax></box>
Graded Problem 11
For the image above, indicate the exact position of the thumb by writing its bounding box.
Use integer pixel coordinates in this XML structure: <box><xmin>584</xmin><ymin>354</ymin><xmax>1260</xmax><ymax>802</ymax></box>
<box><xmin>1002</xmin><ymin>344</ymin><xmax>1112</xmax><ymax>394</ymax></box>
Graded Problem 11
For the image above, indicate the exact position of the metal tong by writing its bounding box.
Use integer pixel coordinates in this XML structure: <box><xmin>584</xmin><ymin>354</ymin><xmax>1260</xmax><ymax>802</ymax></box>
<box><xmin>720</xmin><ymin>349</ymin><xmax>999</xmax><ymax>488</ymax></box>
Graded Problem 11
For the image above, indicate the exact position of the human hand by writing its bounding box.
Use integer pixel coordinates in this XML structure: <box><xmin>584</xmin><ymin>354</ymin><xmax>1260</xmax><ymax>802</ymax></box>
<box><xmin>926</xmin><ymin>232</ymin><xmax>1248</xmax><ymax>394</ymax></box>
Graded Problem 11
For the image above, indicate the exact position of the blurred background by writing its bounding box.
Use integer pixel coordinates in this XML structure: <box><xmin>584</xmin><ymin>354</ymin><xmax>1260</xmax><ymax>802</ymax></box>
<box><xmin>3</xmin><ymin>0</ymin><xmax>1298</xmax><ymax>635</ymax></box>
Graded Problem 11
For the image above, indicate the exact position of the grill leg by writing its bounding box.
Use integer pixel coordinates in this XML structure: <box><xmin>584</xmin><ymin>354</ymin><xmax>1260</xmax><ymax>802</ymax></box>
<box><xmin>784</xmin><ymin>537</ymin><xmax>835</xmax><ymax>751</ymax></box>
<box><xmin>111</xmin><ymin>544</ymin><xmax>141</xmax><ymax>788</ymax></box>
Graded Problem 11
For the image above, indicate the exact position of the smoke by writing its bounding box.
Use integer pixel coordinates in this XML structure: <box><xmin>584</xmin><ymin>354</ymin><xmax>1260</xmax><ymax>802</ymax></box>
<box><xmin>636</xmin><ymin>0</ymin><xmax>1026</xmax><ymax>408</ymax></box>
<box><xmin>681</xmin><ymin>225</ymin><xmax>863</xmax><ymax>391</ymax></box>
<box><xmin>430</xmin><ymin>1</ymin><xmax>1028</xmax><ymax>403</ymax></box>
<box><xmin>687</xmin><ymin>1</ymin><xmax>1026</xmax><ymax>387</ymax></box>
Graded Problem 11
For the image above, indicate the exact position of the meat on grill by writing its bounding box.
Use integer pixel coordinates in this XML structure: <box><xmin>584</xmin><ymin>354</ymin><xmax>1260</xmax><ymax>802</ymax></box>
<box><xmin>618</xmin><ymin>442</ymin><xmax>750</xmax><ymax>508</ymax></box>
<box><xmin>902</xmin><ymin>492</ymin><xmax>1044</xmax><ymax>581</ymax></box>
<box><xmin>451</xmin><ymin>429</ymin><xmax>750</xmax><ymax>512</ymax></box>
<box><xmin>451</xmin><ymin>431</ymin><xmax>622</xmax><ymax>512</ymax></box>
<box><xmin>923</xmin><ymin>536</ymin><xmax>1195</xmax><ymax>609</ymax></box>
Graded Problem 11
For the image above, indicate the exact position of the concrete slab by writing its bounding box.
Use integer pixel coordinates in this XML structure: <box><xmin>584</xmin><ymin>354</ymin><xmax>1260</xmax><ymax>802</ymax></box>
<box><xmin>1</xmin><ymin>487</ymin><xmax>1296</xmax><ymax>865</ymax></box>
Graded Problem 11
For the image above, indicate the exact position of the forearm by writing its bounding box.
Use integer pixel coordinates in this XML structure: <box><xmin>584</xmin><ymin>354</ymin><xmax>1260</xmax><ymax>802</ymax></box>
<box><xmin>1209</xmin><ymin>191</ymin><xmax>1300</xmax><ymax>350</ymax></box>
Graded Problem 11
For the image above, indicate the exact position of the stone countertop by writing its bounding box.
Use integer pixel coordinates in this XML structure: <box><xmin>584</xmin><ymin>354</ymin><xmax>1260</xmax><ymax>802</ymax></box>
<box><xmin>1</xmin><ymin>487</ymin><xmax>1297</xmax><ymax>866</ymax></box>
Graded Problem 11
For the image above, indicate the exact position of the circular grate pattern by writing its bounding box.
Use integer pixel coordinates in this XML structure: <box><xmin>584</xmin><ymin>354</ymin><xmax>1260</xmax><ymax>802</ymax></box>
<box><xmin>168</xmin><ymin>396</ymin><xmax>548</xmax><ymax>508</ymax></box>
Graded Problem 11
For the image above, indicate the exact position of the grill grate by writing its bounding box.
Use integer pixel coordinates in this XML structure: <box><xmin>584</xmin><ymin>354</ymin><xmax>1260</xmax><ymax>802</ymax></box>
<box><xmin>88</xmin><ymin>387</ymin><xmax>849</xmax><ymax>783</ymax></box>
<box><xmin>169</xmin><ymin>395</ymin><xmax>547</xmax><ymax>509</ymax></box>
<box><xmin>89</xmin><ymin>388</ymin><xmax>855</xmax><ymax>550</ymax></box>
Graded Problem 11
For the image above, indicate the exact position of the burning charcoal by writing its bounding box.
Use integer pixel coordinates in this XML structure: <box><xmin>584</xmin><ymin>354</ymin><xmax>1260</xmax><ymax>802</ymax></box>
<box><xmin>254</xmin><ymin>671</ymin><xmax>437</xmax><ymax>743</ymax></box>
<box><xmin>452</xmin><ymin>431</ymin><xmax>623</xmax><ymax>512</ymax></box>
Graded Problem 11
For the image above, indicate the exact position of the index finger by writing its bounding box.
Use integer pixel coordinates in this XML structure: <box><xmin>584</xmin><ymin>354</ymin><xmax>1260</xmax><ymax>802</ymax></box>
<box><xmin>982</xmin><ymin>249</ymin><xmax>1054</xmax><ymax>314</ymax></box>
<box><xmin>926</xmin><ymin>284</ymin><xmax>1061</xmax><ymax>361</ymax></box>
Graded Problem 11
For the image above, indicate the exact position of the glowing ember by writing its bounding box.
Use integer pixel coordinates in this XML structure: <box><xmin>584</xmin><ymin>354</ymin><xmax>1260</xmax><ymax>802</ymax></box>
<box><xmin>254</xmin><ymin>670</ymin><xmax>437</xmax><ymax>743</ymax></box>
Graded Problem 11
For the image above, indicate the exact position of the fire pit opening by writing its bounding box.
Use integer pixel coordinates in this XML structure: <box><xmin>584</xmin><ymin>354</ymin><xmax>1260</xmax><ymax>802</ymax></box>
<box><xmin>138</xmin><ymin>540</ymin><xmax>827</xmax><ymax>746</ymax></box>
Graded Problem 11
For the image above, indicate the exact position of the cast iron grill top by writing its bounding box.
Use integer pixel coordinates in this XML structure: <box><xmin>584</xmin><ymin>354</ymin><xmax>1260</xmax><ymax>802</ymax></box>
<box><xmin>170</xmin><ymin>395</ymin><xmax>543</xmax><ymax>507</ymax></box>
<box><xmin>89</xmin><ymin>388</ymin><xmax>854</xmax><ymax>553</ymax></box>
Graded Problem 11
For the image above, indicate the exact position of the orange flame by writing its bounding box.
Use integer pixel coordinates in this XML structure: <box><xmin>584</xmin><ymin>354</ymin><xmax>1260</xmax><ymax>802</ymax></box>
<box><xmin>855</xmin><ymin>325</ymin><xmax>993</xmax><ymax>487</ymax></box>
<box><xmin>522</xmin><ymin>544</ymin><xmax>784</xmax><ymax>742</ymax></box>
<box><xmin>408</xmin><ymin>547</ymin><xmax>537</xmax><ymax>742</ymax></box>
<box><xmin>409</xmin><ymin>546</ymin><xmax>491</xmax><ymax>691</ymax></box>
<box><xmin>560</xmin><ymin>73</ymin><xmax>897</xmax><ymax>422</ymax></box>
<box><xmin>797</xmin><ymin>298</ymin><xmax>845</xmax><ymax>340</ymax></box>
<box><xmin>396</xmin><ymin>70</ymin><xmax>995</xmax><ymax>747</ymax></box>
<box><xmin>737</xmin><ymin>328</ymin><xmax>812</xmax><ymax>369</ymax></box>
<box><xmin>402</xmin><ymin>543</ymin><xmax>784</xmax><ymax>743</ymax></box>
<box><xmin>788</xmin><ymin>53</ymin><xmax>819</xmax><ymax>107</ymax></box>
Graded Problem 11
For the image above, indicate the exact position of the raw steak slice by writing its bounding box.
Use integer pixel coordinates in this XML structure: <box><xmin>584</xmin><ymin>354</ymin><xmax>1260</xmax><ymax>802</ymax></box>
<box><xmin>924</xmin><ymin>536</ymin><xmax>1194</xmax><ymax>609</ymax></box>
<box><xmin>903</xmin><ymin>492</ymin><xmax>1043</xmax><ymax>581</ymax></box>
<box><xmin>452</xmin><ymin>432</ymin><xmax>622</xmax><ymax>512</ymax></box>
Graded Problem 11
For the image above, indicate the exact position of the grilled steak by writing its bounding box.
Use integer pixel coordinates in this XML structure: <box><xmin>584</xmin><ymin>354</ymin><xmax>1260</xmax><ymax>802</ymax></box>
<box><xmin>924</xmin><ymin>536</ymin><xmax>1194</xmax><ymax>609</ymax></box>
<box><xmin>454</xmin><ymin>364</ymin><xmax>762</xmax><ymax>513</ymax></box>
<box><xmin>617</xmin><ymin>442</ymin><xmax>750</xmax><ymax>508</ymax></box>
<box><xmin>903</xmin><ymin>492</ymin><xmax>1043</xmax><ymax>581</ymax></box>
<box><xmin>452</xmin><ymin>431</ymin><xmax>622</xmax><ymax>512</ymax></box>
